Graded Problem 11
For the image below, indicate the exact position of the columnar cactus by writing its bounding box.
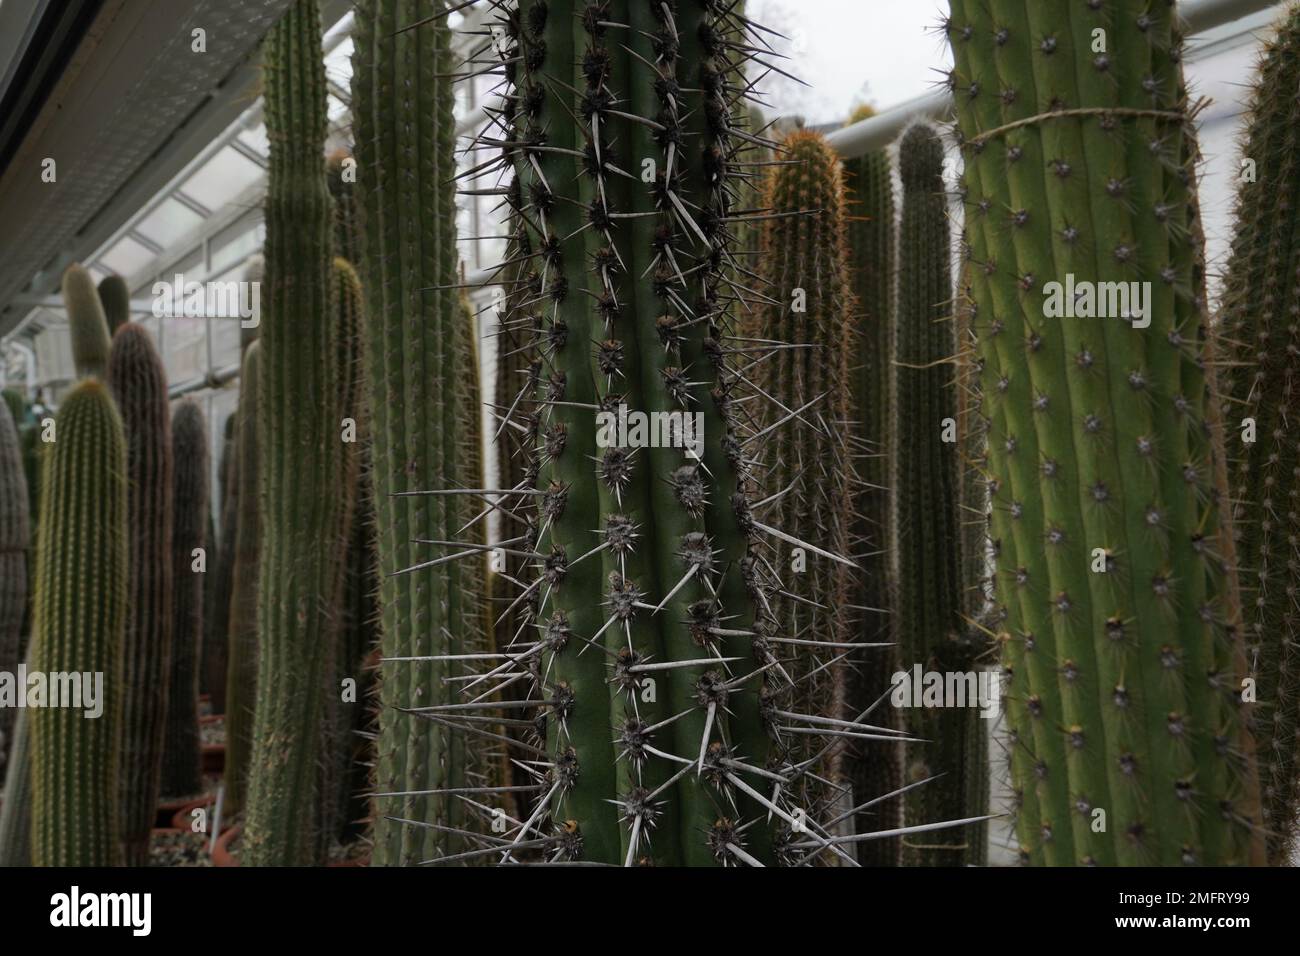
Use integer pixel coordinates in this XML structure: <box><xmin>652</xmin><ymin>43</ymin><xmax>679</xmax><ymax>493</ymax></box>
<box><xmin>62</xmin><ymin>264</ymin><xmax>113</xmax><ymax>380</ymax></box>
<box><xmin>203</xmin><ymin>413</ymin><xmax>238</xmax><ymax>713</ymax></box>
<box><xmin>223</xmin><ymin>342</ymin><xmax>261</xmax><ymax>818</ymax></box>
<box><xmin>841</xmin><ymin>110</ymin><xmax>902</xmax><ymax>863</ymax></box>
<box><xmin>891</xmin><ymin>123</ymin><xmax>987</xmax><ymax>865</ymax></box>
<box><xmin>0</xmin><ymin>708</ymin><xmax>31</xmax><ymax>864</ymax></box>
<box><xmin>1219</xmin><ymin>3</ymin><xmax>1300</xmax><ymax>864</ymax></box>
<box><xmin>750</xmin><ymin>128</ymin><xmax>856</xmax><ymax>814</ymax></box>
<box><xmin>242</xmin><ymin>0</ymin><xmax>343</xmax><ymax>866</ymax></box>
<box><xmin>107</xmin><ymin>322</ymin><xmax>174</xmax><ymax>866</ymax></box>
<box><xmin>946</xmin><ymin>0</ymin><xmax>1264</xmax><ymax>865</ymax></box>
<box><xmin>0</xmin><ymin>400</ymin><xmax>29</xmax><ymax>783</ymax></box>
<box><xmin>160</xmin><ymin>399</ymin><xmax>208</xmax><ymax>798</ymax></box>
<box><xmin>351</xmin><ymin>0</ymin><xmax>487</xmax><ymax>865</ymax></box>
<box><xmin>316</xmin><ymin>257</ymin><xmax>364</xmax><ymax>859</ymax></box>
<box><xmin>98</xmin><ymin>274</ymin><xmax>132</xmax><ymax>335</ymax></box>
<box><xmin>29</xmin><ymin>380</ymin><xmax>128</xmax><ymax>867</ymax></box>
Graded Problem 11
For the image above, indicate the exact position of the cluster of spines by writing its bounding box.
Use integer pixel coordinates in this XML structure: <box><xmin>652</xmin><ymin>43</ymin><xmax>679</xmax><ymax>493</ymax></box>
<box><xmin>1218</xmin><ymin>2</ymin><xmax>1300</xmax><ymax>864</ymax></box>
<box><xmin>29</xmin><ymin>381</ymin><xmax>127</xmax><ymax>867</ymax></box>
<box><xmin>107</xmin><ymin>322</ymin><xmax>175</xmax><ymax>867</ymax></box>
<box><xmin>946</xmin><ymin>0</ymin><xmax>1262</xmax><ymax>865</ymax></box>
<box><xmin>892</xmin><ymin>122</ymin><xmax>987</xmax><ymax>865</ymax></box>
<box><xmin>160</xmin><ymin>399</ymin><xmax>208</xmax><ymax>799</ymax></box>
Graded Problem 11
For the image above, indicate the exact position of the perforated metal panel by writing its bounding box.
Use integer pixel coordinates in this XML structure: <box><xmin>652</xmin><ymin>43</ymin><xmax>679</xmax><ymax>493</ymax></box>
<box><xmin>0</xmin><ymin>0</ymin><xmax>295</xmax><ymax>335</ymax></box>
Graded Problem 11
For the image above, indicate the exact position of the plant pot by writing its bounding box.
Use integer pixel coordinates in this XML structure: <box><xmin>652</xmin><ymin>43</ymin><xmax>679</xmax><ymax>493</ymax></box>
<box><xmin>169</xmin><ymin>796</ymin><xmax>221</xmax><ymax>833</ymax></box>
<box><xmin>212</xmin><ymin>823</ymin><xmax>241</xmax><ymax>867</ymax></box>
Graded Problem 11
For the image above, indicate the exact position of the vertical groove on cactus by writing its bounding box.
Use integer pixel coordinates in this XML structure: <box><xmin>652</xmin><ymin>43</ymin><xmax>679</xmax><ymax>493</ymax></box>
<box><xmin>352</xmin><ymin>0</ymin><xmax>486</xmax><ymax>865</ymax></box>
<box><xmin>750</xmin><ymin>128</ymin><xmax>856</xmax><ymax>819</ymax></box>
<box><xmin>0</xmin><ymin>706</ymin><xmax>32</xmax><ymax>864</ymax></box>
<box><xmin>1219</xmin><ymin>3</ymin><xmax>1300</xmax><ymax>864</ymax></box>
<box><xmin>946</xmin><ymin>0</ymin><xmax>1263</xmax><ymax>865</ymax></box>
<box><xmin>62</xmin><ymin>264</ymin><xmax>113</xmax><ymax>380</ymax></box>
<box><xmin>0</xmin><ymin>400</ymin><xmax>29</xmax><ymax>783</ymax></box>
<box><xmin>107</xmin><ymin>322</ymin><xmax>174</xmax><ymax>867</ymax></box>
<box><xmin>29</xmin><ymin>380</ymin><xmax>127</xmax><ymax>867</ymax></box>
<box><xmin>97</xmin><ymin>275</ymin><xmax>132</xmax><ymax>336</ymax></box>
<box><xmin>242</xmin><ymin>0</ymin><xmax>340</xmax><ymax>866</ymax></box>
<box><xmin>842</xmin><ymin>123</ymin><xmax>902</xmax><ymax>863</ymax></box>
<box><xmin>892</xmin><ymin>122</ymin><xmax>987</xmax><ymax>865</ymax></box>
<box><xmin>161</xmin><ymin>399</ymin><xmax>208</xmax><ymax>799</ymax></box>
<box><xmin>224</xmin><ymin>342</ymin><xmax>261</xmax><ymax>818</ymax></box>
<box><xmin>204</xmin><ymin>414</ymin><xmax>238</xmax><ymax>714</ymax></box>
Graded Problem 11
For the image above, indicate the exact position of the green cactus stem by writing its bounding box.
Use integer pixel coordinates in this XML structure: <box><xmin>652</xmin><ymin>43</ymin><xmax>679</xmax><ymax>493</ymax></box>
<box><xmin>241</xmin><ymin>0</ymin><xmax>343</xmax><ymax>866</ymax></box>
<box><xmin>160</xmin><ymin>399</ymin><xmax>208</xmax><ymax>798</ymax></box>
<box><xmin>841</xmin><ymin>109</ymin><xmax>903</xmax><ymax>864</ymax></box>
<box><xmin>351</xmin><ymin>0</ymin><xmax>487</xmax><ymax>865</ymax></box>
<box><xmin>29</xmin><ymin>380</ymin><xmax>127</xmax><ymax>867</ymax></box>
<box><xmin>946</xmin><ymin>0</ymin><xmax>1264</xmax><ymax>865</ymax></box>
<box><xmin>1219</xmin><ymin>3</ymin><xmax>1300</xmax><ymax>864</ymax></box>
<box><xmin>98</xmin><ymin>274</ymin><xmax>132</xmax><ymax>335</ymax></box>
<box><xmin>203</xmin><ymin>413</ymin><xmax>238</xmax><ymax>714</ymax></box>
<box><xmin>0</xmin><ymin>706</ymin><xmax>32</xmax><ymax>865</ymax></box>
<box><xmin>0</xmin><ymin>399</ymin><xmax>30</xmax><ymax>784</ymax></box>
<box><xmin>891</xmin><ymin>122</ymin><xmax>987</xmax><ymax>865</ymax></box>
<box><xmin>107</xmin><ymin>322</ymin><xmax>174</xmax><ymax>866</ymax></box>
<box><xmin>62</xmin><ymin>264</ymin><xmax>113</xmax><ymax>380</ymax></box>
<box><xmin>223</xmin><ymin>342</ymin><xmax>261</xmax><ymax>819</ymax></box>
<box><xmin>750</xmin><ymin>128</ymin><xmax>857</xmax><ymax>818</ymax></box>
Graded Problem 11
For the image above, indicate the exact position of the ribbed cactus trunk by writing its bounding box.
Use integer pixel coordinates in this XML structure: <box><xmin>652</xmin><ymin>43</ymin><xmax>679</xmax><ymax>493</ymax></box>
<box><xmin>946</xmin><ymin>0</ymin><xmax>1264</xmax><ymax>865</ymax></box>
<box><xmin>29</xmin><ymin>380</ymin><xmax>127</xmax><ymax>866</ymax></box>
<box><xmin>203</xmin><ymin>413</ymin><xmax>238</xmax><ymax>714</ymax></box>
<box><xmin>160</xmin><ymin>399</ymin><xmax>208</xmax><ymax>798</ymax></box>
<box><xmin>63</xmin><ymin>264</ymin><xmax>113</xmax><ymax>380</ymax></box>
<box><xmin>351</xmin><ymin>0</ymin><xmax>486</xmax><ymax>865</ymax></box>
<box><xmin>1220</xmin><ymin>3</ymin><xmax>1300</xmax><ymax>864</ymax></box>
<box><xmin>315</xmin><ymin>257</ymin><xmax>364</xmax><ymax>860</ymax></box>
<box><xmin>242</xmin><ymin>0</ymin><xmax>341</xmax><ymax>866</ymax></box>
<box><xmin>0</xmin><ymin>707</ymin><xmax>31</xmax><ymax>864</ymax></box>
<box><xmin>224</xmin><ymin>342</ymin><xmax>261</xmax><ymax>819</ymax></box>
<box><xmin>842</xmin><ymin>123</ymin><xmax>902</xmax><ymax>864</ymax></box>
<box><xmin>459</xmin><ymin>0</ymin><xmax>817</xmax><ymax>867</ymax></box>
<box><xmin>107</xmin><ymin>322</ymin><xmax>174</xmax><ymax>867</ymax></box>
<box><xmin>0</xmin><ymin>400</ymin><xmax>29</xmax><ymax>783</ymax></box>
<box><xmin>98</xmin><ymin>274</ymin><xmax>132</xmax><ymax>335</ymax></box>
<box><xmin>751</xmin><ymin>129</ymin><xmax>856</xmax><ymax>817</ymax></box>
<box><xmin>891</xmin><ymin>123</ymin><xmax>986</xmax><ymax>865</ymax></box>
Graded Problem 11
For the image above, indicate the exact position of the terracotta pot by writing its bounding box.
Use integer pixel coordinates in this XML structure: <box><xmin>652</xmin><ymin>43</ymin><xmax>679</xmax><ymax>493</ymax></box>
<box><xmin>212</xmin><ymin>823</ymin><xmax>242</xmax><ymax>867</ymax></box>
<box><xmin>169</xmin><ymin>796</ymin><xmax>221</xmax><ymax>832</ymax></box>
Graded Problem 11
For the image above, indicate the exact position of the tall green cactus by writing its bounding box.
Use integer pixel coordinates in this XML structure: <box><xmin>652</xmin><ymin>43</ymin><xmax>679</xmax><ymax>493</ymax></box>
<box><xmin>160</xmin><ymin>399</ymin><xmax>208</xmax><ymax>798</ymax></box>
<box><xmin>107</xmin><ymin>322</ymin><xmax>174</xmax><ymax>866</ymax></box>
<box><xmin>203</xmin><ymin>412</ymin><xmax>238</xmax><ymax>713</ymax></box>
<box><xmin>946</xmin><ymin>0</ymin><xmax>1264</xmax><ymax>865</ymax></box>
<box><xmin>841</xmin><ymin>109</ymin><xmax>903</xmax><ymax>863</ymax></box>
<box><xmin>0</xmin><ymin>400</ymin><xmax>29</xmax><ymax>783</ymax></box>
<box><xmin>751</xmin><ymin>128</ymin><xmax>856</xmax><ymax>816</ymax></box>
<box><xmin>98</xmin><ymin>274</ymin><xmax>132</xmax><ymax>335</ymax></box>
<box><xmin>0</xmin><ymin>707</ymin><xmax>32</xmax><ymax>864</ymax></box>
<box><xmin>29</xmin><ymin>380</ymin><xmax>127</xmax><ymax>867</ymax></box>
<box><xmin>891</xmin><ymin>123</ymin><xmax>987</xmax><ymax>865</ymax></box>
<box><xmin>224</xmin><ymin>342</ymin><xmax>261</xmax><ymax>819</ymax></box>
<box><xmin>351</xmin><ymin>0</ymin><xmax>487</xmax><ymax>865</ymax></box>
<box><xmin>242</xmin><ymin>0</ymin><xmax>342</xmax><ymax>866</ymax></box>
<box><xmin>1219</xmin><ymin>3</ymin><xmax>1300</xmax><ymax>864</ymax></box>
<box><xmin>62</xmin><ymin>264</ymin><xmax>112</xmax><ymax>380</ymax></box>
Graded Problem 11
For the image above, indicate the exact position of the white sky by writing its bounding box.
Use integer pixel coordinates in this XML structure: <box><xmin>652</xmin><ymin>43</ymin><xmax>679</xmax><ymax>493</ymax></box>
<box><xmin>748</xmin><ymin>0</ymin><xmax>954</xmax><ymax>124</ymax></box>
